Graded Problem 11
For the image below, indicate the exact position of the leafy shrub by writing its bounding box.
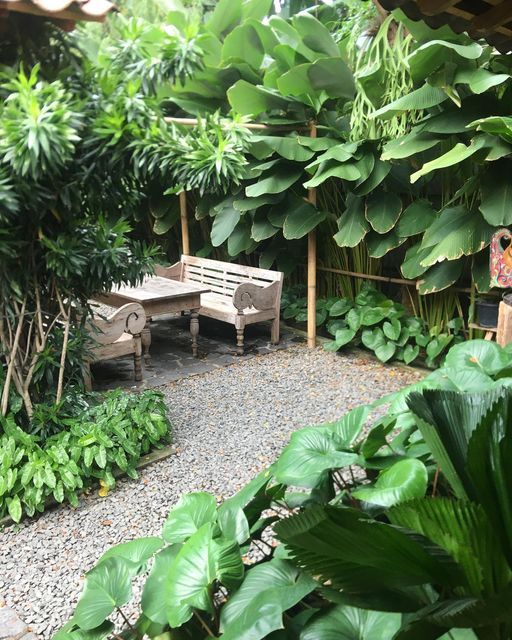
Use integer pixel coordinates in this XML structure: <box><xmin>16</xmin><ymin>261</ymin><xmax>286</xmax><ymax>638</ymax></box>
<box><xmin>0</xmin><ymin>390</ymin><xmax>171</xmax><ymax>522</ymax></box>
<box><xmin>58</xmin><ymin>340</ymin><xmax>512</xmax><ymax>640</ymax></box>
<box><xmin>324</xmin><ymin>286</ymin><xmax>463</xmax><ymax>366</ymax></box>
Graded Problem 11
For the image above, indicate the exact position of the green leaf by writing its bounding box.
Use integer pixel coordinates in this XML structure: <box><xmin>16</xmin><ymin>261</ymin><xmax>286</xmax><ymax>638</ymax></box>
<box><xmin>7</xmin><ymin>495</ymin><xmax>22</xmax><ymax>522</ymax></box>
<box><xmin>382</xmin><ymin>132</ymin><xmax>441</xmax><ymax>161</ymax></box>
<box><xmin>373</xmin><ymin>84</ymin><xmax>448</xmax><ymax>121</ymax></box>
<box><xmin>292</xmin><ymin>13</ymin><xmax>340</xmax><ymax>58</ymax></box>
<box><xmin>308</xmin><ymin>58</ymin><xmax>355</xmax><ymax>100</ymax></box>
<box><xmin>162</xmin><ymin>492</ymin><xmax>217</xmax><ymax>543</ymax></box>
<box><xmin>221</xmin><ymin>23</ymin><xmax>264</xmax><ymax>70</ymax></box>
<box><xmin>251</xmin><ymin>213</ymin><xmax>279</xmax><ymax>242</ymax></box>
<box><xmin>283</xmin><ymin>202</ymin><xmax>327</xmax><ymax>240</ymax></box>
<box><xmin>407</xmin><ymin>40</ymin><xmax>483</xmax><ymax>84</ymax></box>
<box><xmin>329</xmin><ymin>299</ymin><xmax>352</xmax><ymax>317</ymax></box>
<box><xmin>383</xmin><ymin>319</ymin><xmax>401</xmax><ymax>341</ymax></box>
<box><xmin>334</xmin><ymin>195</ymin><xmax>369</xmax><ymax>248</ymax></box>
<box><xmin>454</xmin><ymin>68</ymin><xmax>509</xmax><ymax>94</ymax></box>
<box><xmin>274</xmin><ymin>428</ymin><xmax>359</xmax><ymax>488</ymax></box>
<box><xmin>411</xmin><ymin>136</ymin><xmax>488</xmax><ymax>184</ymax></box>
<box><xmin>353</xmin><ymin>160</ymin><xmax>391</xmax><ymax>196</ymax></box>
<box><xmin>211</xmin><ymin>204</ymin><xmax>240</xmax><ymax>247</ymax></box>
<box><xmin>353</xmin><ymin>459</ymin><xmax>428</xmax><ymax>507</ymax></box>
<box><xmin>367</xmin><ymin>230</ymin><xmax>406</xmax><ymax>258</ymax></box>
<box><xmin>397</xmin><ymin>200</ymin><xmax>437</xmax><ymax>237</ymax></box>
<box><xmin>479</xmin><ymin>168</ymin><xmax>512</xmax><ymax>226</ymax></box>
<box><xmin>227</xmin><ymin>81</ymin><xmax>294</xmax><ymax>117</ymax></box>
<box><xmin>301</xmin><ymin>605</ymin><xmax>401</xmax><ymax>640</ymax></box>
<box><xmin>445</xmin><ymin>340</ymin><xmax>510</xmax><ymax>376</ymax></box>
<box><xmin>375</xmin><ymin>341</ymin><xmax>396</xmax><ymax>363</ymax></box>
<box><xmin>165</xmin><ymin>524</ymin><xmax>216</xmax><ymax>627</ymax></box>
<box><xmin>250</xmin><ymin>136</ymin><xmax>315</xmax><ymax>162</ymax></box>
<box><xmin>417</xmin><ymin>260</ymin><xmax>464</xmax><ymax>294</ymax></box>
<box><xmin>74</xmin><ymin>558</ymin><xmax>132</xmax><ymax>630</ymax></box>
<box><xmin>403</xmin><ymin>344</ymin><xmax>420</xmax><ymax>365</ymax></box>
<box><xmin>365</xmin><ymin>191</ymin><xmax>402</xmax><ymax>234</ymax></box>
<box><xmin>141</xmin><ymin>545</ymin><xmax>182</xmax><ymax>625</ymax></box>
<box><xmin>220</xmin><ymin>559</ymin><xmax>316</xmax><ymax>640</ymax></box>
<box><xmin>362</xmin><ymin>327</ymin><xmax>385</xmax><ymax>351</ymax></box>
<box><xmin>206</xmin><ymin>0</ymin><xmax>241</xmax><ymax>38</ymax></box>
<box><xmin>97</xmin><ymin>537</ymin><xmax>163</xmax><ymax>572</ymax></box>
<box><xmin>228</xmin><ymin>220</ymin><xmax>253</xmax><ymax>256</ymax></box>
<box><xmin>401</xmin><ymin>243</ymin><xmax>430</xmax><ymax>280</ymax></box>
<box><xmin>335</xmin><ymin>328</ymin><xmax>357</xmax><ymax>347</ymax></box>
<box><xmin>247</xmin><ymin>164</ymin><xmax>303</xmax><ymax>198</ymax></box>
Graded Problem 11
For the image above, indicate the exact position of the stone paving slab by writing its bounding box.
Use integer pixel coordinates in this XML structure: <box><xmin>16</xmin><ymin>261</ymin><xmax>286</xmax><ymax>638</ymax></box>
<box><xmin>91</xmin><ymin>315</ymin><xmax>302</xmax><ymax>390</ymax></box>
<box><xmin>0</xmin><ymin>606</ymin><xmax>37</xmax><ymax>640</ymax></box>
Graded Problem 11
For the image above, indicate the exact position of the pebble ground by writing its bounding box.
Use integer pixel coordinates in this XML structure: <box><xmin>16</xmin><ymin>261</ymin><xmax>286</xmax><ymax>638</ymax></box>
<box><xmin>0</xmin><ymin>345</ymin><xmax>421</xmax><ymax>638</ymax></box>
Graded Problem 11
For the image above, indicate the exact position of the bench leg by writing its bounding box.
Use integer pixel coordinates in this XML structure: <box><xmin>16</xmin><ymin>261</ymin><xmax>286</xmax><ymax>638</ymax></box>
<box><xmin>190</xmin><ymin>309</ymin><xmax>200</xmax><ymax>358</ymax></box>
<box><xmin>236</xmin><ymin>327</ymin><xmax>245</xmax><ymax>356</ymax></box>
<box><xmin>141</xmin><ymin>323</ymin><xmax>152</xmax><ymax>367</ymax></box>
<box><xmin>271</xmin><ymin>315</ymin><xmax>280</xmax><ymax>345</ymax></box>
<box><xmin>134</xmin><ymin>335</ymin><xmax>143</xmax><ymax>382</ymax></box>
<box><xmin>84</xmin><ymin>362</ymin><xmax>92</xmax><ymax>392</ymax></box>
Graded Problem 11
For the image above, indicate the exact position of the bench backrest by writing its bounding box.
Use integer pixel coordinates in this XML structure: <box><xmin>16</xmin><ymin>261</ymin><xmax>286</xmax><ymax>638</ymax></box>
<box><xmin>180</xmin><ymin>255</ymin><xmax>283</xmax><ymax>301</ymax></box>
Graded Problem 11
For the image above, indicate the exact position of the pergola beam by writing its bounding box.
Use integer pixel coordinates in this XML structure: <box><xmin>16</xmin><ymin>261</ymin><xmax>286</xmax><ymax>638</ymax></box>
<box><xmin>416</xmin><ymin>0</ymin><xmax>459</xmax><ymax>16</ymax></box>
<box><xmin>470</xmin><ymin>1</ymin><xmax>512</xmax><ymax>36</ymax></box>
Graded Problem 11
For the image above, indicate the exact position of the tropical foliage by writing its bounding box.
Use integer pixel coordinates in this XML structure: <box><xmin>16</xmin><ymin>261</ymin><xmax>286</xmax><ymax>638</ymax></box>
<box><xmin>58</xmin><ymin>340</ymin><xmax>512</xmax><ymax>640</ymax></box>
<box><xmin>0</xmin><ymin>390</ymin><xmax>171</xmax><ymax>523</ymax></box>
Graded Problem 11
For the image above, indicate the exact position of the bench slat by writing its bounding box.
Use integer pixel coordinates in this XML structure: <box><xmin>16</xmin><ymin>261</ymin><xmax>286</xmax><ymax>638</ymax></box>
<box><xmin>182</xmin><ymin>255</ymin><xmax>282</xmax><ymax>283</ymax></box>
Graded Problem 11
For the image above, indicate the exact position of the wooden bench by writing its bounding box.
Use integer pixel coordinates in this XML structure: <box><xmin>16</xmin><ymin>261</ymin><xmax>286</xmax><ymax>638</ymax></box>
<box><xmin>84</xmin><ymin>303</ymin><xmax>146</xmax><ymax>390</ymax></box>
<box><xmin>156</xmin><ymin>255</ymin><xmax>284</xmax><ymax>354</ymax></box>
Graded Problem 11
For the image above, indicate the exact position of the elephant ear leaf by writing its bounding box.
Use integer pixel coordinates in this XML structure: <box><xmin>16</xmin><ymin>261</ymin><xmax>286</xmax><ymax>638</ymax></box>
<box><xmin>301</xmin><ymin>604</ymin><xmax>401</xmax><ymax>640</ymax></box>
<box><xmin>353</xmin><ymin>458</ymin><xmax>428</xmax><ymax>507</ymax></box>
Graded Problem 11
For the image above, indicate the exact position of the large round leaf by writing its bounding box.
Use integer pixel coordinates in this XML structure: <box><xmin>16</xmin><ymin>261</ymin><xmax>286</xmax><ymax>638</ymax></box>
<box><xmin>444</xmin><ymin>340</ymin><xmax>510</xmax><ymax>376</ymax></box>
<box><xmin>283</xmin><ymin>202</ymin><xmax>327</xmax><ymax>240</ymax></box>
<box><xmin>221</xmin><ymin>23</ymin><xmax>264</xmax><ymax>70</ymax></box>
<box><xmin>301</xmin><ymin>605</ymin><xmax>401</xmax><ymax>640</ymax></box>
<box><xmin>163</xmin><ymin>492</ymin><xmax>217</xmax><ymax>543</ymax></box>
<box><xmin>334</xmin><ymin>195</ymin><xmax>369</xmax><ymax>248</ymax></box>
<box><xmin>247</xmin><ymin>164</ymin><xmax>303</xmax><ymax>198</ymax></box>
<box><xmin>220</xmin><ymin>559</ymin><xmax>316</xmax><ymax>640</ymax></box>
<box><xmin>98</xmin><ymin>537</ymin><xmax>163</xmax><ymax>572</ymax></box>
<box><xmin>274</xmin><ymin>428</ymin><xmax>359</xmax><ymax>488</ymax></box>
<box><xmin>141</xmin><ymin>545</ymin><xmax>182</xmax><ymax>624</ymax></box>
<box><xmin>74</xmin><ymin>558</ymin><xmax>132</xmax><ymax>630</ymax></box>
<box><xmin>211</xmin><ymin>205</ymin><xmax>240</xmax><ymax>247</ymax></box>
<box><xmin>479</xmin><ymin>167</ymin><xmax>512</xmax><ymax>226</ymax></box>
<box><xmin>353</xmin><ymin>459</ymin><xmax>428</xmax><ymax>507</ymax></box>
<box><xmin>365</xmin><ymin>191</ymin><xmax>402</xmax><ymax>234</ymax></box>
<box><xmin>417</xmin><ymin>260</ymin><xmax>464</xmax><ymax>295</ymax></box>
<box><xmin>367</xmin><ymin>230</ymin><xmax>406</xmax><ymax>258</ymax></box>
<box><xmin>397</xmin><ymin>200</ymin><xmax>436</xmax><ymax>237</ymax></box>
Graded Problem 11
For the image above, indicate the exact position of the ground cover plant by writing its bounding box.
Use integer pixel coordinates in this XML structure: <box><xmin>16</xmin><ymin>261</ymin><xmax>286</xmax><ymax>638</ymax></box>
<box><xmin>57</xmin><ymin>340</ymin><xmax>512</xmax><ymax>640</ymax></box>
<box><xmin>0</xmin><ymin>390</ymin><xmax>171</xmax><ymax>523</ymax></box>
<box><xmin>282</xmin><ymin>284</ymin><xmax>463</xmax><ymax>366</ymax></box>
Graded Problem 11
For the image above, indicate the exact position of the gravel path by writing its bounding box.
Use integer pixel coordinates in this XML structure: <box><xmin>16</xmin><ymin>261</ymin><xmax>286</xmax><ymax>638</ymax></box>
<box><xmin>0</xmin><ymin>345</ymin><xmax>421</xmax><ymax>638</ymax></box>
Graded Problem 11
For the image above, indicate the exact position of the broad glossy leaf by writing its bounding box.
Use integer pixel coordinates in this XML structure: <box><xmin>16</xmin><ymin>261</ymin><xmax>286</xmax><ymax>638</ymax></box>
<box><xmin>373</xmin><ymin>84</ymin><xmax>448</xmax><ymax>121</ymax></box>
<box><xmin>401</xmin><ymin>243</ymin><xmax>430</xmax><ymax>279</ymax></box>
<box><xmin>300</xmin><ymin>604</ymin><xmax>401</xmax><ymax>640</ymax></box>
<box><xmin>361</xmin><ymin>327</ymin><xmax>385</xmax><ymax>351</ymax></box>
<box><xmin>74</xmin><ymin>559</ymin><xmax>132</xmax><ymax>630</ymax></box>
<box><xmin>444</xmin><ymin>340</ymin><xmax>510</xmax><ymax>376</ymax></box>
<box><xmin>247</xmin><ymin>164</ymin><xmax>303</xmax><ymax>197</ymax></box>
<box><xmin>234</xmin><ymin>194</ymin><xmax>282</xmax><ymax>211</ymax></box>
<box><xmin>162</xmin><ymin>492</ymin><xmax>217</xmax><ymax>543</ymax></box>
<box><xmin>375</xmin><ymin>341</ymin><xmax>396</xmax><ymax>363</ymax></box>
<box><xmin>367</xmin><ymin>230</ymin><xmax>406</xmax><ymax>258</ymax></box>
<box><xmin>220</xmin><ymin>559</ymin><xmax>316</xmax><ymax>640</ymax></box>
<box><xmin>411</xmin><ymin>136</ymin><xmax>488</xmax><ymax>184</ymax></box>
<box><xmin>251</xmin><ymin>211</ymin><xmax>279</xmax><ymax>242</ymax></box>
<box><xmin>353</xmin><ymin>159</ymin><xmax>391</xmax><ymax>196</ymax></box>
<box><xmin>329</xmin><ymin>299</ymin><xmax>352</xmax><ymax>317</ymax></box>
<box><xmin>227</xmin><ymin>80</ymin><xmax>294</xmax><ymax>117</ymax></box>
<box><xmin>468</xmin><ymin>115</ymin><xmax>512</xmax><ymax>143</ymax></box>
<box><xmin>334</xmin><ymin>195</ymin><xmax>369</xmax><ymax>248</ymax></box>
<box><xmin>250</xmin><ymin>136</ymin><xmax>315</xmax><ymax>162</ymax></box>
<box><xmin>422</xmin><ymin>208</ymin><xmax>489</xmax><ymax>258</ymax></box>
<box><xmin>454</xmin><ymin>68</ymin><xmax>509</xmax><ymax>94</ymax></box>
<box><xmin>98</xmin><ymin>537</ymin><xmax>163</xmax><ymax>572</ymax></box>
<box><xmin>417</xmin><ymin>260</ymin><xmax>464</xmax><ymax>294</ymax></box>
<box><xmin>353</xmin><ymin>459</ymin><xmax>428</xmax><ymax>507</ymax></box>
<box><xmin>206</xmin><ymin>0</ymin><xmax>241</xmax><ymax>38</ymax></box>
<box><xmin>283</xmin><ymin>202</ymin><xmax>327</xmax><ymax>240</ymax></box>
<box><xmin>335</xmin><ymin>327</ymin><xmax>357</xmax><ymax>347</ymax></box>
<box><xmin>308</xmin><ymin>58</ymin><xmax>355</xmax><ymax>100</ymax></box>
<box><xmin>292</xmin><ymin>13</ymin><xmax>340</xmax><ymax>58</ymax></box>
<box><xmin>228</xmin><ymin>220</ymin><xmax>254</xmax><ymax>256</ymax></box>
<box><xmin>274</xmin><ymin>428</ymin><xmax>359</xmax><ymax>488</ymax></box>
<box><xmin>407</xmin><ymin>40</ymin><xmax>483</xmax><ymax>84</ymax></box>
<box><xmin>382</xmin><ymin>132</ymin><xmax>441</xmax><ymax>161</ymax></box>
<box><xmin>211</xmin><ymin>204</ymin><xmax>240</xmax><ymax>247</ymax></box>
<box><xmin>166</xmin><ymin>524</ymin><xmax>216</xmax><ymax>627</ymax></box>
<box><xmin>304</xmin><ymin>161</ymin><xmax>361</xmax><ymax>188</ymax></box>
<box><xmin>365</xmin><ymin>191</ymin><xmax>402</xmax><ymax>234</ymax></box>
<box><xmin>404</xmin><ymin>344</ymin><xmax>420</xmax><ymax>365</ymax></box>
<box><xmin>141</xmin><ymin>545</ymin><xmax>182</xmax><ymax>625</ymax></box>
<box><xmin>480</xmin><ymin>168</ymin><xmax>512</xmax><ymax>226</ymax></box>
<box><xmin>397</xmin><ymin>200</ymin><xmax>436</xmax><ymax>237</ymax></box>
<box><xmin>221</xmin><ymin>23</ymin><xmax>264</xmax><ymax>70</ymax></box>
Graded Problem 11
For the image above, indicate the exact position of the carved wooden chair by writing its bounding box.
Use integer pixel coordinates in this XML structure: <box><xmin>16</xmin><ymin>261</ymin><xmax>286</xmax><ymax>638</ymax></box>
<box><xmin>84</xmin><ymin>302</ymin><xmax>146</xmax><ymax>390</ymax></box>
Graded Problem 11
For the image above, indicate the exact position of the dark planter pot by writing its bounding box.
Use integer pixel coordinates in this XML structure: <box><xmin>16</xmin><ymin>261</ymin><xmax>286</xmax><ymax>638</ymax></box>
<box><xmin>476</xmin><ymin>299</ymin><xmax>499</xmax><ymax>328</ymax></box>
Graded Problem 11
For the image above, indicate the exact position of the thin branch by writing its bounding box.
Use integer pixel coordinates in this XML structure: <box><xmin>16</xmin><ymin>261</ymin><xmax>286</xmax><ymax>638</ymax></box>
<box><xmin>1</xmin><ymin>296</ymin><xmax>27</xmax><ymax>417</ymax></box>
<box><xmin>194</xmin><ymin>610</ymin><xmax>215</xmax><ymax>638</ymax></box>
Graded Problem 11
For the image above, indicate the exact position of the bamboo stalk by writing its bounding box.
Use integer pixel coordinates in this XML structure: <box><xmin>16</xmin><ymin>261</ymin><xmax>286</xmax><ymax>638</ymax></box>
<box><xmin>1</xmin><ymin>297</ymin><xmax>27</xmax><ymax>417</ymax></box>
<box><xmin>55</xmin><ymin>300</ymin><xmax>72</xmax><ymax>405</ymax></box>
<box><xmin>179</xmin><ymin>190</ymin><xmax>190</xmax><ymax>255</ymax></box>
<box><xmin>163</xmin><ymin>117</ymin><xmax>309</xmax><ymax>132</ymax></box>
<box><xmin>307</xmin><ymin>121</ymin><xmax>317</xmax><ymax>349</ymax></box>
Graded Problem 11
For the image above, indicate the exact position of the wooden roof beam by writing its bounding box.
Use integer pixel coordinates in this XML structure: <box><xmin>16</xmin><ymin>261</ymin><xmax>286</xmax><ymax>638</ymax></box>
<box><xmin>416</xmin><ymin>0</ymin><xmax>459</xmax><ymax>16</ymax></box>
<box><xmin>470</xmin><ymin>1</ymin><xmax>512</xmax><ymax>37</ymax></box>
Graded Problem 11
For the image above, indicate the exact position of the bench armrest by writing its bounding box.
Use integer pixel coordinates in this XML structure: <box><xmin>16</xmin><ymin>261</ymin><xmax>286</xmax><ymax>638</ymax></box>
<box><xmin>233</xmin><ymin>281</ymin><xmax>280</xmax><ymax>312</ymax></box>
<box><xmin>155</xmin><ymin>262</ymin><xmax>182</xmax><ymax>281</ymax></box>
<box><xmin>90</xmin><ymin>303</ymin><xmax>146</xmax><ymax>345</ymax></box>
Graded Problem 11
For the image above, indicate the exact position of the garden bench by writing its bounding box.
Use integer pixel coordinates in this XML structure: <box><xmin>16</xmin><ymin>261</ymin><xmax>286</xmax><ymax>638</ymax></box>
<box><xmin>155</xmin><ymin>255</ymin><xmax>284</xmax><ymax>354</ymax></box>
<box><xmin>84</xmin><ymin>302</ymin><xmax>146</xmax><ymax>390</ymax></box>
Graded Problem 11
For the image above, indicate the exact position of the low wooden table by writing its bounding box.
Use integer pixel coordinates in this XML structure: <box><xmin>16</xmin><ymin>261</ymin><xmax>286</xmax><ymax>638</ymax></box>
<box><xmin>96</xmin><ymin>277</ymin><xmax>210</xmax><ymax>362</ymax></box>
